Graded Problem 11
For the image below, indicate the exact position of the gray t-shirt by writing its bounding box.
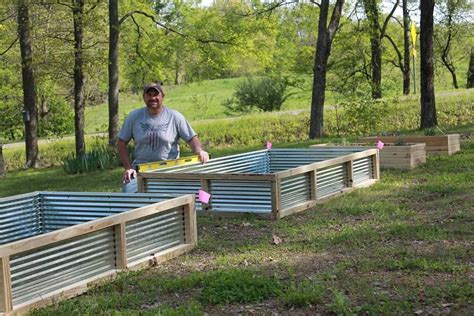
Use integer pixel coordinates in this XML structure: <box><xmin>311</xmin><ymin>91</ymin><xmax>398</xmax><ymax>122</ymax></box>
<box><xmin>118</xmin><ymin>106</ymin><xmax>196</xmax><ymax>168</ymax></box>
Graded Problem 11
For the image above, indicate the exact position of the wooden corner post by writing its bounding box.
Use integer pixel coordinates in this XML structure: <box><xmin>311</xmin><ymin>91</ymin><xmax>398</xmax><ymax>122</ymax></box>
<box><xmin>271</xmin><ymin>178</ymin><xmax>282</xmax><ymax>220</ymax></box>
<box><xmin>183</xmin><ymin>196</ymin><xmax>197</xmax><ymax>246</ymax></box>
<box><xmin>0</xmin><ymin>257</ymin><xmax>12</xmax><ymax>314</ymax></box>
<box><xmin>114</xmin><ymin>223</ymin><xmax>128</xmax><ymax>270</ymax></box>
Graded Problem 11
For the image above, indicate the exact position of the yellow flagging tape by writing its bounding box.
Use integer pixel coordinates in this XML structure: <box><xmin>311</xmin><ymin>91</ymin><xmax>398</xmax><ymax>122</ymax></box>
<box><xmin>137</xmin><ymin>155</ymin><xmax>200</xmax><ymax>172</ymax></box>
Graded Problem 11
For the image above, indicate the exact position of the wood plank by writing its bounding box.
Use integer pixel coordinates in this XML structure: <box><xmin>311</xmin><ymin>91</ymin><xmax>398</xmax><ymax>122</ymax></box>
<box><xmin>0</xmin><ymin>194</ymin><xmax>195</xmax><ymax>257</ymax></box>
<box><xmin>271</xmin><ymin>179</ymin><xmax>282</xmax><ymax>220</ymax></box>
<box><xmin>347</xmin><ymin>161</ymin><xmax>354</xmax><ymax>188</ymax></box>
<box><xmin>114</xmin><ymin>223</ymin><xmax>127</xmax><ymax>270</ymax></box>
<box><xmin>360</xmin><ymin>135</ymin><xmax>460</xmax><ymax>155</ymax></box>
<box><xmin>183</xmin><ymin>198</ymin><xmax>197</xmax><ymax>246</ymax></box>
<box><xmin>309</xmin><ymin>170</ymin><xmax>318</xmax><ymax>200</ymax></box>
<box><xmin>0</xmin><ymin>257</ymin><xmax>12</xmax><ymax>314</ymax></box>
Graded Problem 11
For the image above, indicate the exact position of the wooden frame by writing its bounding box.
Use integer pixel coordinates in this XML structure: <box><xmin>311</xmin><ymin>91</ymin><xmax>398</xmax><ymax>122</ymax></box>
<box><xmin>0</xmin><ymin>194</ymin><xmax>196</xmax><ymax>315</ymax></box>
<box><xmin>312</xmin><ymin>143</ymin><xmax>426</xmax><ymax>170</ymax></box>
<box><xmin>139</xmin><ymin>149</ymin><xmax>379</xmax><ymax>220</ymax></box>
<box><xmin>360</xmin><ymin>134</ymin><xmax>460</xmax><ymax>155</ymax></box>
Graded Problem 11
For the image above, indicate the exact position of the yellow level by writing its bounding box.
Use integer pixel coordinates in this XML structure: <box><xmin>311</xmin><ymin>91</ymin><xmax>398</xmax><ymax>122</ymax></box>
<box><xmin>137</xmin><ymin>155</ymin><xmax>200</xmax><ymax>172</ymax></box>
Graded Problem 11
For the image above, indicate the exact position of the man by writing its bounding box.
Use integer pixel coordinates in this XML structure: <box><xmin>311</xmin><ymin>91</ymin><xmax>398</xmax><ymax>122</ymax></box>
<box><xmin>117</xmin><ymin>82</ymin><xmax>209</xmax><ymax>192</ymax></box>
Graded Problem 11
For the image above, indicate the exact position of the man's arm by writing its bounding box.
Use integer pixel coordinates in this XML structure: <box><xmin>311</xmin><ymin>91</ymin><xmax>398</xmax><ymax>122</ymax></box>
<box><xmin>117</xmin><ymin>139</ymin><xmax>136</xmax><ymax>183</ymax></box>
<box><xmin>187</xmin><ymin>136</ymin><xmax>209</xmax><ymax>163</ymax></box>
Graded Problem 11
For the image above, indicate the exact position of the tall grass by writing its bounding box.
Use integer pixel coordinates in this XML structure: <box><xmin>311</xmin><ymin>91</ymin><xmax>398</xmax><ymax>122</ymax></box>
<box><xmin>3</xmin><ymin>84</ymin><xmax>473</xmax><ymax>171</ymax></box>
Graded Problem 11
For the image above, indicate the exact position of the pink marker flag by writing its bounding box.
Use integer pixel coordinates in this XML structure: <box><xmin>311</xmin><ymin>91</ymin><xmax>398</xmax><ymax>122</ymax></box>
<box><xmin>266</xmin><ymin>141</ymin><xmax>272</xmax><ymax>150</ymax></box>
<box><xmin>376</xmin><ymin>140</ymin><xmax>384</xmax><ymax>150</ymax></box>
<box><xmin>198</xmin><ymin>189</ymin><xmax>211</xmax><ymax>204</ymax></box>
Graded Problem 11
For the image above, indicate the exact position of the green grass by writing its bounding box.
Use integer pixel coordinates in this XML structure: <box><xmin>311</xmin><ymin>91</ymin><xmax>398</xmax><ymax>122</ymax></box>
<box><xmin>4</xmin><ymin>124</ymin><xmax>470</xmax><ymax>315</ymax></box>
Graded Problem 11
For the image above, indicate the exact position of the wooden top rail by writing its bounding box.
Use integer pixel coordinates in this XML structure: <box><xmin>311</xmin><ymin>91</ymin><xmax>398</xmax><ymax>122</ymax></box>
<box><xmin>275</xmin><ymin>149</ymin><xmax>377</xmax><ymax>179</ymax></box>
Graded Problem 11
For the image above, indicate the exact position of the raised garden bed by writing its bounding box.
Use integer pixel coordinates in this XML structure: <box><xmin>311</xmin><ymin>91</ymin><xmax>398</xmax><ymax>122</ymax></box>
<box><xmin>312</xmin><ymin>143</ymin><xmax>426</xmax><ymax>170</ymax></box>
<box><xmin>360</xmin><ymin>134</ymin><xmax>460</xmax><ymax>155</ymax></box>
<box><xmin>0</xmin><ymin>192</ymin><xmax>196</xmax><ymax>315</ymax></box>
<box><xmin>138</xmin><ymin>148</ymin><xmax>379</xmax><ymax>219</ymax></box>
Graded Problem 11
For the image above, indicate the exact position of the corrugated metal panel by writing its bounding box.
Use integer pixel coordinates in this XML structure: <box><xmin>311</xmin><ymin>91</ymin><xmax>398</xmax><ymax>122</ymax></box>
<box><xmin>149</xmin><ymin>150</ymin><xmax>269</xmax><ymax>174</ymax></box>
<box><xmin>39</xmin><ymin>192</ymin><xmax>170</xmax><ymax>232</ymax></box>
<box><xmin>280</xmin><ymin>174</ymin><xmax>311</xmax><ymax>210</ymax></box>
<box><xmin>143</xmin><ymin>179</ymin><xmax>202</xmax><ymax>211</ymax></box>
<box><xmin>10</xmin><ymin>228</ymin><xmax>116</xmax><ymax>306</ymax></box>
<box><xmin>269</xmin><ymin>148</ymin><xmax>364</xmax><ymax>172</ymax></box>
<box><xmin>0</xmin><ymin>193</ymin><xmax>41</xmax><ymax>245</ymax></box>
<box><xmin>210</xmin><ymin>180</ymin><xmax>272</xmax><ymax>213</ymax></box>
<box><xmin>317</xmin><ymin>164</ymin><xmax>347</xmax><ymax>198</ymax></box>
<box><xmin>126</xmin><ymin>207</ymin><xmax>185</xmax><ymax>264</ymax></box>
<box><xmin>353</xmin><ymin>157</ymin><xmax>374</xmax><ymax>184</ymax></box>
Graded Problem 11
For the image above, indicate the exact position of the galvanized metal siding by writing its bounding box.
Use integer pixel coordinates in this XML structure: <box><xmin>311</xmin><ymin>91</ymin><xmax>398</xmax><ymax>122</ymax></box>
<box><xmin>10</xmin><ymin>228</ymin><xmax>115</xmax><ymax>306</ymax></box>
<box><xmin>280</xmin><ymin>174</ymin><xmax>311</xmax><ymax>210</ymax></box>
<box><xmin>40</xmin><ymin>192</ymin><xmax>170</xmax><ymax>232</ymax></box>
<box><xmin>0</xmin><ymin>193</ymin><xmax>41</xmax><ymax>245</ymax></box>
<box><xmin>143</xmin><ymin>179</ymin><xmax>202</xmax><ymax>211</ymax></box>
<box><xmin>151</xmin><ymin>150</ymin><xmax>270</xmax><ymax>174</ymax></box>
<box><xmin>269</xmin><ymin>148</ymin><xmax>363</xmax><ymax>172</ymax></box>
<box><xmin>126</xmin><ymin>207</ymin><xmax>185</xmax><ymax>264</ymax></box>
<box><xmin>211</xmin><ymin>180</ymin><xmax>272</xmax><ymax>213</ymax></box>
<box><xmin>352</xmin><ymin>157</ymin><xmax>374</xmax><ymax>184</ymax></box>
<box><xmin>316</xmin><ymin>164</ymin><xmax>348</xmax><ymax>198</ymax></box>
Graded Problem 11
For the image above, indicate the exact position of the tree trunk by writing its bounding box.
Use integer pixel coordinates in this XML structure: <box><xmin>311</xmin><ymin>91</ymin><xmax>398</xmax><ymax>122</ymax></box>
<box><xmin>309</xmin><ymin>0</ymin><xmax>344</xmax><ymax>139</ymax></box>
<box><xmin>363</xmin><ymin>0</ymin><xmax>382</xmax><ymax>99</ymax></box>
<box><xmin>468</xmin><ymin>47</ymin><xmax>474</xmax><ymax>88</ymax></box>
<box><xmin>402</xmin><ymin>0</ymin><xmax>411</xmax><ymax>95</ymax></box>
<box><xmin>420</xmin><ymin>0</ymin><xmax>437</xmax><ymax>129</ymax></box>
<box><xmin>370</xmin><ymin>36</ymin><xmax>382</xmax><ymax>99</ymax></box>
<box><xmin>17</xmin><ymin>3</ymin><xmax>39</xmax><ymax>168</ymax></box>
<box><xmin>108</xmin><ymin>0</ymin><xmax>119</xmax><ymax>145</ymax></box>
<box><xmin>73</xmin><ymin>0</ymin><xmax>86</xmax><ymax>156</ymax></box>
<box><xmin>0</xmin><ymin>145</ymin><xmax>5</xmax><ymax>176</ymax></box>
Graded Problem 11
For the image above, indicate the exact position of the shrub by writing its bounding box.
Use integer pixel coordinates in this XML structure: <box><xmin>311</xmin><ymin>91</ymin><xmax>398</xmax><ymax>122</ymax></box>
<box><xmin>63</xmin><ymin>142</ymin><xmax>119</xmax><ymax>174</ymax></box>
<box><xmin>224</xmin><ymin>76</ymin><xmax>292</xmax><ymax>113</ymax></box>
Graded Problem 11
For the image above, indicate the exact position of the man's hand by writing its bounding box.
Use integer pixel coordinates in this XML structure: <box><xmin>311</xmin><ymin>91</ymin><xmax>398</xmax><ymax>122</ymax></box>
<box><xmin>123</xmin><ymin>168</ymin><xmax>137</xmax><ymax>183</ymax></box>
<box><xmin>197</xmin><ymin>150</ymin><xmax>209</xmax><ymax>164</ymax></box>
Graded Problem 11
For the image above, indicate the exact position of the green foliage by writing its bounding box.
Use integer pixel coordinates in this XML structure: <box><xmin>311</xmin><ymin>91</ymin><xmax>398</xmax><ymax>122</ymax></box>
<box><xmin>63</xmin><ymin>143</ymin><xmax>119</xmax><ymax>174</ymax></box>
<box><xmin>335</xmin><ymin>98</ymin><xmax>390</xmax><ymax>136</ymax></box>
<box><xmin>198</xmin><ymin>269</ymin><xmax>281</xmax><ymax>305</ymax></box>
<box><xmin>37</xmin><ymin>81</ymin><xmax>74</xmax><ymax>138</ymax></box>
<box><xmin>279</xmin><ymin>280</ymin><xmax>324</xmax><ymax>307</ymax></box>
<box><xmin>326</xmin><ymin>289</ymin><xmax>355</xmax><ymax>316</ymax></box>
<box><xmin>223</xmin><ymin>76</ymin><xmax>292</xmax><ymax>114</ymax></box>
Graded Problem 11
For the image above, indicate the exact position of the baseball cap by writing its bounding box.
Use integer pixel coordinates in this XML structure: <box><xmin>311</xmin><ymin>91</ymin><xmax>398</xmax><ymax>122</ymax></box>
<box><xmin>143</xmin><ymin>82</ymin><xmax>163</xmax><ymax>94</ymax></box>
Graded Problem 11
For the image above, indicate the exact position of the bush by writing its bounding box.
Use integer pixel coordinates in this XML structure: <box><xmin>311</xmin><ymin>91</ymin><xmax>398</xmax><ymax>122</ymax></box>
<box><xmin>224</xmin><ymin>76</ymin><xmax>291</xmax><ymax>113</ymax></box>
<box><xmin>62</xmin><ymin>145</ymin><xmax>119</xmax><ymax>174</ymax></box>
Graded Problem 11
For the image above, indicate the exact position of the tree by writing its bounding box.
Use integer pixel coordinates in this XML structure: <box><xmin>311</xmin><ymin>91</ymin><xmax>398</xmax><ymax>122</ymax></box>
<box><xmin>108</xmin><ymin>0</ymin><xmax>119</xmax><ymax>144</ymax></box>
<box><xmin>434</xmin><ymin>0</ymin><xmax>473</xmax><ymax>89</ymax></box>
<box><xmin>420</xmin><ymin>0</ymin><xmax>437</xmax><ymax>129</ymax></box>
<box><xmin>309</xmin><ymin>0</ymin><xmax>345</xmax><ymax>139</ymax></box>
<box><xmin>361</xmin><ymin>0</ymin><xmax>399</xmax><ymax>99</ymax></box>
<box><xmin>468</xmin><ymin>47</ymin><xmax>474</xmax><ymax>88</ymax></box>
<box><xmin>72</xmin><ymin>0</ymin><xmax>86</xmax><ymax>156</ymax></box>
<box><xmin>402</xmin><ymin>0</ymin><xmax>412</xmax><ymax>95</ymax></box>
<box><xmin>17</xmin><ymin>3</ymin><xmax>39</xmax><ymax>168</ymax></box>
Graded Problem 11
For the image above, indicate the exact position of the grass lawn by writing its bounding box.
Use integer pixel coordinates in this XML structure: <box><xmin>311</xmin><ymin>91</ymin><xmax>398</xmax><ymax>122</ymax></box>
<box><xmin>2</xmin><ymin>125</ymin><xmax>470</xmax><ymax>315</ymax></box>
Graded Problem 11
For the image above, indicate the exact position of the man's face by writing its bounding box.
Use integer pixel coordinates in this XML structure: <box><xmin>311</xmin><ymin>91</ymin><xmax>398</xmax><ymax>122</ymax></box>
<box><xmin>143</xmin><ymin>89</ymin><xmax>164</xmax><ymax>110</ymax></box>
